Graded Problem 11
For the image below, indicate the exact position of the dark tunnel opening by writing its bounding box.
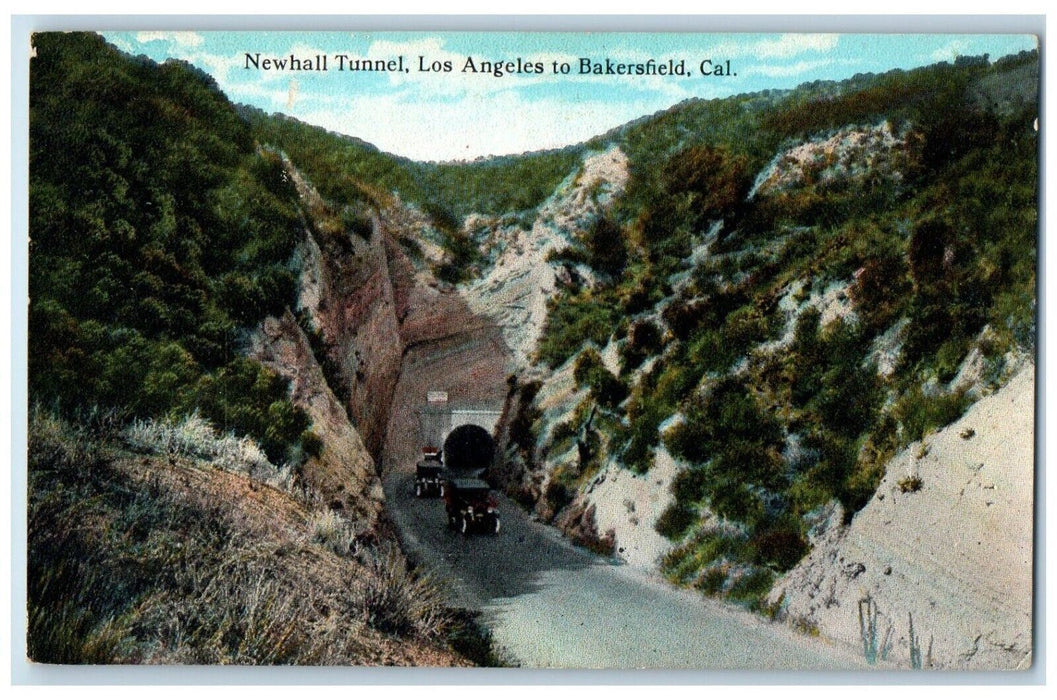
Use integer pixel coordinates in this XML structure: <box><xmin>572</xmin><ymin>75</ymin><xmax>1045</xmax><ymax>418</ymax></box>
<box><xmin>443</xmin><ymin>424</ymin><xmax>495</xmax><ymax>474</ymax></box>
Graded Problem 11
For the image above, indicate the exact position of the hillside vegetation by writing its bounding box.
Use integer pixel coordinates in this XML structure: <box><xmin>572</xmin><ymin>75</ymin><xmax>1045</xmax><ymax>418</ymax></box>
<box><xmin>511</xmin><ymin>51</ymin><xmax>1038</xmax><ymax>606</ymax></box>
<box><xmin>30</xmin><ymin>33</ymin><xmax>313</xmax><ymax>463</ymax></box>
<box><xmin>28</xmin><ymin>409</ymin><xmax>484</xmax><ymax>665</ymax></box>
<box><xmin>27</xmin><ymin>33</ymin><xmax>501</xmax><ymax>665</ymax></box>
<box><xmin>28</xmin><ymin>29</ymin><xmax>1037</xmax><ymax>662</ymax></box>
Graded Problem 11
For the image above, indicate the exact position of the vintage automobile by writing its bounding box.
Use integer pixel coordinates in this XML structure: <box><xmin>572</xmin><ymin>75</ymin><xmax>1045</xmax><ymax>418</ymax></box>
<box><xmin>444</xmin><ymin>478</ymin><xmax>500</xmax><ymax>535</ymax></box>
<box><xmin>414</xmin><ymin>455</ymin><xmax>445</xmax><ymax>498</ymax></box>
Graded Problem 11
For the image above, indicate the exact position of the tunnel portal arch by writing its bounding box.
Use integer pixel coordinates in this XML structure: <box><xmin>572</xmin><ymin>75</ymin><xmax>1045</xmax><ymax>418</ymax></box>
<box><xmin>442</xmin><ymin>424</ymin><xmax>495</xmax><ymax>474</ymax></box>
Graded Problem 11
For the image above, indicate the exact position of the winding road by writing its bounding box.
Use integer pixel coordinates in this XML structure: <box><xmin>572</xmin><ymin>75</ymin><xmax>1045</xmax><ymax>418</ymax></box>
<box><xmin>379</xmin><ymin>288</ymin><xmax>868</xmax><ymax>669</ymax></box>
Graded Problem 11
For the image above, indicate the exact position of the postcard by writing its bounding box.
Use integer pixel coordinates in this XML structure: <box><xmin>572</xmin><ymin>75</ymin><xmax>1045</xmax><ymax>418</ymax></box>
<box><xmin>24</xmin><ymin>28</ymin><xmax>1039</xmax><ymax>671</ymax></box>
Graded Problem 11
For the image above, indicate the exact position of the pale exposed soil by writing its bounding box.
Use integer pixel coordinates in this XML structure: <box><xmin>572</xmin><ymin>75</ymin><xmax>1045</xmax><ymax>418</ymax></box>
<box><xmin>768</xmin><ymin>363</ymin><xmax>1035</xmax><ymax>669</ymax></box>
<box><xmin>462</xmin><ymin>146</ymin><xmax>630</xmax><ymax>372</ymax></box>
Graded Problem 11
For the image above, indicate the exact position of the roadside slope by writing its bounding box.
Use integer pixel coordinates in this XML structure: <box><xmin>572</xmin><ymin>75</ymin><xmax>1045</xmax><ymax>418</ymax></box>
<box><xmin>768</xmin><ymin>363</ymin><xmax>1035</xmax><ymax>669</ymax></box>
<box><xmin>384</xmin><ymin>466</ymin><xmax>868</xmax><ymax>669</ymax></box>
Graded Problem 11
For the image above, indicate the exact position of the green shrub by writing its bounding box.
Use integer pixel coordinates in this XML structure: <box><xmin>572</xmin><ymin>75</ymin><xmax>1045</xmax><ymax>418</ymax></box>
<box><xmin>727</xmin><ymin>567</ymin><xmax>775</xmax><ymax>605</ymax></box>
<box><xmin>708</xmin><ymin>478</ymin><xmax>766</xmax><ymax>526</ymax></box>
<box><xmin>435</xmin><ymin>227</ymin><xmax>483</xmax><ymax>284</ymax></box>
<box><xmin>849</xmin><ymin>254</ymin><xmax>910</xmax><ymax>333</ymax></box>
<box><xmin>655</xmin><ymin>502</ymin><xmax>697</xmax><ymax>540</ymax></box>
<box><xmin>536</xmin><ymin>291</ymin><xmax>622</xmax><ymax>369</ymax></box>
<box><xmin>660</xmin><ymin>527</ymin><xmax>749</xmax><ymax>586</ymax></box>
<box><xmin>583</xmin><ymin>215</ymin><xmax>628</xmax><ymax>278</ymax></box>
<box><xmin>187</xmin><ymin>357</ymin><xmax>310</xmax><ymax>464</ymax></box>
<box><xmin>662</xmin><ymin>144</ymin><xmax>752</xmax><ymax>228</ymax></box>
<box><xmin>898</xmin><ymin>475</ymin><xmax>923</xmax><ymax>493</ymax></box>
<box><xmin>934</xmin><ymin>337</ymin><xmax>972</xmax><ymax>383</ymax></box>
<box><xmin>573</xmin><ymin>348</ymin><xmax>604</xmax><ymax>386</ymax></box>
<box><xmin>619</xmin><ymin>319</ymin><xmax>664</xmax><ymax>372</ymax></box>
<box><xmin>671</xmin><ymin>467</ymin><xmax>709</xmax><ymax>504</ymax></box>
<box><xmin>695</xmin><ymin>566</ymin><xmax>729</xmax><ymax>595</ymax></box>
<box><xmin>892</xmin><ymin>386</ymin><xmax>971</xmax><ymax>444</ymax></box>
<box><xmin>749</xmin><ymin>520</ymin><xmax>808</xmax><ymax>570</ymax></box>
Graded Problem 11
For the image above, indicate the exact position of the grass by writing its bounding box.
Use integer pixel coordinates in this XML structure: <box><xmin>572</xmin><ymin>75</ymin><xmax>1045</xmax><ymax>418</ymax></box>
<box><xmin>27</xmin><ymin>409</ymin><xmax>470</xmax><ymax>665</ymax></box>
<box><xmin>892</xmin><ymin>387</ymin><xmax>971</xmax><ymax>445</ymax></box>
<box><xmin>655</xmin><ymin>502</ymin><xmax>697</xmax><ymax>541</ymax></box>
<box><xmin>857</xmin><ymin>595</ymin><xmax>893</xmax><ymax>665</ymax></box>
<box><xmin>898</xmin><ymin>475</ymin><xmax>924</xmax><ymax>493</ymax></box>
<box><xmin>310</xmin><ymin>509</ymin><xmax>364</xmax><ymax>558</ymax></box>
<box><xmin>356</xmin><ymin>545</ymin><xmax>450</xmax><ymax>638</ymax></box>
<box><xmin>123</xmin><ymin>413</ymin><xmax>295</xmax><ymax>492</ymax></box>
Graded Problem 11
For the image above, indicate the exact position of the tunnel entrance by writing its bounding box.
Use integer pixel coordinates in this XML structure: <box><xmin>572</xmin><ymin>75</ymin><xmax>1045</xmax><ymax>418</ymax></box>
<box><xmin>443</xmin><ymin>424</ymin><xmax>495</xmax><ymax>476</ymax></box>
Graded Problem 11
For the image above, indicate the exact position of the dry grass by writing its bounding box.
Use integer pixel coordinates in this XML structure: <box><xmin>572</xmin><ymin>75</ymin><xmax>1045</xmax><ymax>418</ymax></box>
<box><xmin>123</xmin><ymin>413</ymin><xmax>295</xmax><ymax>491</ymax></box>
<box><xmin>309</xmin><ymin>509</ymin><xmax>364</xmax><ymax>558</ymax></box>
<box><xmin>28</xmin><ymin>409</ymin><xmax>468</xmax><ymax>666</ymax></box>
<box><xmin>356</xmin><ymin>546</ymin><xmax>451</xmax><ymax>638</ymax></box>
<box><xmin>898</xmin><ymin>475</ymin><xmax>924</xmax><ymax>493</ymax></box>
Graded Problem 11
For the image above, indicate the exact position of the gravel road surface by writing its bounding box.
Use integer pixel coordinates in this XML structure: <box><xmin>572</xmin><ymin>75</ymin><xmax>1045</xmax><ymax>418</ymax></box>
<box><xmin>385</xmin><ymin>469</ymin><xmax>867</xmax><ymax>669</ymax></box>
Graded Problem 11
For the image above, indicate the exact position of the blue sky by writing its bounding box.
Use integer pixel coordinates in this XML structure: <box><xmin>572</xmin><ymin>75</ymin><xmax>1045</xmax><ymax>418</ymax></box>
<box><xmin>101</xmin><ymin>31</ymin><xmax>1037</xmax><ymax>162</ymax></box>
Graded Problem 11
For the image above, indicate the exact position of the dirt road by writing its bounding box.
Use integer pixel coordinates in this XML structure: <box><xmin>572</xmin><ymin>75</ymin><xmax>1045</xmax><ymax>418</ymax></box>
<box><xmin>385</xmin><ymin>468</ymin><xmax>868</xmax><ymax>669</ymax></box>
<box><xmin>379</xmin><ymin>288</ymin><xmax>866</xmax><ymax>669</ymax></box>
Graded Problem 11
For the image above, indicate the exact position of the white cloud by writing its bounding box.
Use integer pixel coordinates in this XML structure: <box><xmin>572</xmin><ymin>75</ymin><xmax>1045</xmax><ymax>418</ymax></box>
<box><xmin>106</xmin><ymin>35</ymin><xmax>134</xmax><ymax>53</ymax></box>
<box><xmin>293</xmin><ymin>90</ymin><xmax>670</xmax><ymax>162</ymax></box>
<box><xmin>193</xmin><ymin>50</ymin><xmax>236</xmax><ymax>84</ymax></box>
<box><xmin>135</xmin><ymin>31</ymin><xmax>204</xmax><ymax>48</ymax></box>
<box><xmin>222</xmin><ymin>79</ymin><xmax>298</xmax><ymax>107</ymax></box>
<box><xmin>755</xmin><ymin>34</ymin><xmax>839</xmax><ymax>58</ymax></box>
<box><xmin>707</xmin><ymin>33</ymin><xmax>839</xmax><ymax>59</ymax></box>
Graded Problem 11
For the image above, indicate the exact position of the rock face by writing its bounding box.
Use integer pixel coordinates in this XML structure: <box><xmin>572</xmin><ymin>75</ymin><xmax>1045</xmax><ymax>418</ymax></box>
<box><xmin>379</xmin><ymin>282</ymin><xmax>511</xmax><ymax>480</ymax></box>
<box><xmin>749</xmin><ymin>121</ymin><xmax>911</xmax><ymax>198</ymax></box>
<box><xmin>248</xmin><ymin>311</ymin><xmax>384</xmax><ymax>528</ymax></box>
<box><xmin>579</xmin><ymin>446</ymin><xmax>680</xmax><ymax>570</ymax></box>
<box><xmin>282</xmin><ymin>163</ymin><xmax>407</xmax><ymax>460</ymax></box>
<box><xmin>254</xmin><ymin>159</ymin><xmax>512</xmax><ymax>527</ymax></box>
<box><xmin>459</xmin><ymin>147</ymin><xmax>641</xmax><ymax>550</ymax></box>
<box><xmin>767</xmin><ymin>364</ymin><xmax>1035</xmax><ymax>670</ymax></box>
<box><xmin>463</xmin><ymin>146</ymin><xmax>630</xmax><ymax>372</ymax></box>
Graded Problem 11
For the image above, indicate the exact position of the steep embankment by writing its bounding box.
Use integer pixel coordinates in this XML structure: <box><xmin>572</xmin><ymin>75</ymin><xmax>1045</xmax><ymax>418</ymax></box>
<box><xmin>28</xmin><ymin>411</ymin><xmax>468</xmax><ymax>666</ymax></box>
<box><xmin>281</xmin><ymin>163</ymin><xmax>405</xmax><ymax>460</ymax></box>
<box><xmin>463</xmin><ymin>146</ymin><xmax>630</xmax><ymax>371</ymax></box>
<box><xmin>248</xmin><ymin>311</ymin><xmax>384</xmax><ymax>527</ymax></box>
<box><xmin>276</xmin><ymin>157</ymin><xmax>511</xmax><ymax>480</ymax></box>
<box><xmin>768</xmin><ymin>363</ymin><xmax>1035</xmax><ymax>669</ymax></box>
<box><xmin>460</xmin><ymin>146</ymin><xmax>681</xmax><ymax>557</ymax></box>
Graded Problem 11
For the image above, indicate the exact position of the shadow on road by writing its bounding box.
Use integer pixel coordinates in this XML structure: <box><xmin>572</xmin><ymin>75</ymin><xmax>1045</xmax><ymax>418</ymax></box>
<box><xmin>385</xmin><ymin>471</ymin><xmax>598</xmax><ymax>608</ymax></box>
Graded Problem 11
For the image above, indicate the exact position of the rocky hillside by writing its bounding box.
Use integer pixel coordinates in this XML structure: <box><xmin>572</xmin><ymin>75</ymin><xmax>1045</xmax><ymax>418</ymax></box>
<box><xmin>26</xmin><ymin>33</ymin><xmax>502</xmax><ymax>666</ymax></box>
<box><xmin>455</xmin><ymin>49</ymin><xmax>1039</xmax><ymax>668</ymax></box>
<box><xmin>28</xmin><ymin>31</ymin><xmax>1038</xmax><ymax>670</ymax></box>
<box><xmin>768</xmin><ymin>363</ymin><xmax>1034</xmax><ymax>669</ymax></box>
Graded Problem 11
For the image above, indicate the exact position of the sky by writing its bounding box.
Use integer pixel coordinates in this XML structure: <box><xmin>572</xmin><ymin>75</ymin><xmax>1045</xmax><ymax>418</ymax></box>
<box><xmin>101</xmin><ymin>31</ymin><xmax>1037</xmax><ymax>162</ymax></box>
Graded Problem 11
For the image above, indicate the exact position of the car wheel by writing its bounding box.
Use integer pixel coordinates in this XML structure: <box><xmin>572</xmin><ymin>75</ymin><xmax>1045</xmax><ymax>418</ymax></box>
<box><xmin>447</xmin><ymin>513</ymin><xmax>457</xmax><ymax>530</ymax></box>
<box><xmin>439</xmin><ymin>484</ymin><xmax>445</xmax><ymax>498</ymax></box>
<box><xmin>415</xmin><ymin>482</ymin><xmax>423</xmax><ymax>498</ymax></box>
<box><xmin>491</xmin><ymin>515</ymin><xmax>501</xmax><ymax>535</ymax></box>
<box><xmin>459</xmin><ymin>514</ymin><xmax>470</xmax><ymax>535</ymax></box>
